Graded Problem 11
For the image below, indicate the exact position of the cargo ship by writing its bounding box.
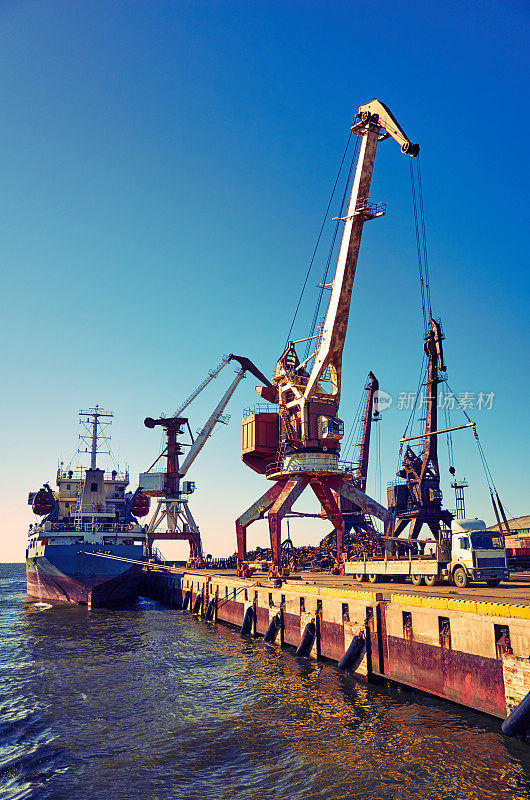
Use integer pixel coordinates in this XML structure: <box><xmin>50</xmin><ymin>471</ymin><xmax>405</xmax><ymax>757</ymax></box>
<box><xmin>26</xmin><ymin>407</ymin><xmax>151</xmax><ymax>607</ymax></box>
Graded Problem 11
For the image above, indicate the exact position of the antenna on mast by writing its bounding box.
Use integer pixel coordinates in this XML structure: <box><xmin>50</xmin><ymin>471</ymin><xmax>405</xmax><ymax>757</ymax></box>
<box><xmin>78</xmin><ymin>406</ymin><xmax>113</xmax><ymax>469</ymax></box>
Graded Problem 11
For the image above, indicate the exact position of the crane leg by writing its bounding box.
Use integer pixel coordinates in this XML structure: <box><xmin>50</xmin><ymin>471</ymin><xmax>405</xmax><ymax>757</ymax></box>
<box><xmin>235</xmin><ymin>481</ymin><xmax>287</xmax><ymax>566</ymax></box>
<box><xmin>310</xmin><ymin>478</ymin><xmax>345</xmax><ymax>573</ymax></box>
<box><xmin>329</xmin><ymin>477</ymin><xmax>388</xmax><ymax>524</ymax></box>
<box><xmin>409</xmin><ymin>517</ymin><xmax>424</xmax><ymax>540</ymax></box>
<box><xmin>267</xmin><ymin>478</ymin><xmax>307</xmax><ymax>574</ymax></box>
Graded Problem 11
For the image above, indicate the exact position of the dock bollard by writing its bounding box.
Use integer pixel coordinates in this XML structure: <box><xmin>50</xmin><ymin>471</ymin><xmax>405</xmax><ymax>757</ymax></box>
<box><xmin>296</xmin><ymin>620</ymin><xmax>316</xmax><ymax>657</ymax></box>
<box><xmin>502</xmin><ymin>691</ymin><xmax>530</xmax><ymax>741</ymax></box>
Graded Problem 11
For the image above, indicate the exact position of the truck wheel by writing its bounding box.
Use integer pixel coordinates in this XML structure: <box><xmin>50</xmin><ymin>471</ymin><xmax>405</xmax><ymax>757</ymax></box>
<box><xmin>355</xmin><ymin>573</ymin><xmax>365</xmax><ymax>582</ymax></box>
<box><xmin>411</xmin><ymin>574</ymin><xmax>425</xmax><ymax>586</ymax></box>
<box><xmin>424</xmin><ymin>575</ymin><xmax>438</xmax><ymax>587</ymax></box>
<box><xmin>486</xmin><ymin>579</ymin><xmax>501</xmax><ymax>587</ymax></box>
<box><xmin>368</xmin><ymin>573</ymin><xmax>380</xmax><ymax>584</ymax></box>
<box><xmin>453</xmin><ymin>567</ymin><xmax>469</xmax><ymax>588</ymax></box>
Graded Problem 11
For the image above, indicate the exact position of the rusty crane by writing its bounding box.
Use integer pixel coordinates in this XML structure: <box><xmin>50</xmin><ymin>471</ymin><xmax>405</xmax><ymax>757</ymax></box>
<box><xmin>236</xmin><ymin>100</ymin><xmax>419</xmax><ymax>576</ymax></box>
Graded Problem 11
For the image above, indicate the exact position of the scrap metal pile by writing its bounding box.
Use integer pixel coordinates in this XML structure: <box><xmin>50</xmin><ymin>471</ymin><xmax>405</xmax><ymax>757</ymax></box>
<box><xmin>242</xmin><ymin>524</ymin><xmax>423</xmax><ymax>572</ymax></box>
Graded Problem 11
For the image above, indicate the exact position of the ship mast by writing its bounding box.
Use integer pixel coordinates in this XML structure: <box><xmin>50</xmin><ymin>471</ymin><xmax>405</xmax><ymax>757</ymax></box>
<box><xmin>79</xmin><ymin>406</ymin><xmax>113</xmax><ymax>470</ymax></box>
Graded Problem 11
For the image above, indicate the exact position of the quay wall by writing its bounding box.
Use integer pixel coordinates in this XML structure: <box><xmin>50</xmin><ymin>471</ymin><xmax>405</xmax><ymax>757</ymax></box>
<box><xmin>140</xmin><ymin>570</ymin><xmax>530</xmax><ymax>721</ymax></box>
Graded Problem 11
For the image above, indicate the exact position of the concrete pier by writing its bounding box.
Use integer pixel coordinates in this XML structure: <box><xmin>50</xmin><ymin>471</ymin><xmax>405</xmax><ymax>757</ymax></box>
<box><xmin>140</xmin><ymin>569</ymin><xmax>530</xmax><ymax>723</ymax></box>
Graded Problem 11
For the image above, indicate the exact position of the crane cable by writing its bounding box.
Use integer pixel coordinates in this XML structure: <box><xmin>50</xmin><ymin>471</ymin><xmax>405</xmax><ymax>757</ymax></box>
<box><xmin>409</xmin><ymin>156</ymin><xmax>432</xmax><ymax>334</ymax></box>
<box><xmin>408</xmin><ymin>159</ymin><xmax>512</xmax><ymax>535</ymax></box>
<box><xmin>397</xmin><ymin>353</ymin><xmax>427</xmax><ymax>475</ymax></box>
<box><xmin>375</xmin><ymin>415</ymin><xmax>382</xmax><ymax>507</ymax></box>
<box><xmin>284</xmin><ymin>129</ymin><xmax>354</xmax><ymax>348</ymax></box>
<box><xmin>446</xmin><ymin>379</ymin><xmax>512</xmax><ymax>534</ymax></box>
<box><xmin>397</xmin><ymin>156</ymin><xmax>441</xmax><ymax>471</ymax></box>
<box><xmin>443</xmin><ymin>395</ymin><xmax>455</xmax><ymax>471</ymax></box>
<box><xmin>304</xmin><ymin>135</ymin><xmax>360</xmax><ymax>361</ymax></box>
<box><xmin>398</xmin><ymin>156</ymin><xmax>434</xmax><ymax>466</ymax></box>
<box><xmin>342</xmin><ymin>382</ymin><xmax>366</xmax><ymax>462</ymax></box>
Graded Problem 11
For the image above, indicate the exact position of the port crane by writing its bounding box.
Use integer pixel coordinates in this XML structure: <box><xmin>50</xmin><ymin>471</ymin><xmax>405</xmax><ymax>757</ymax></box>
<box><xmin>388</xmin><ymin>314</ymin><xmax>514</xmax><ymax>553</ymax></box>
<box><xmin>141</xmin><ymin>354</ymin><xmax>271</xmax><ymax>565</ymax></box>
<box><xmin>340</xmin><ymin>371</ymin><xmax>386</xmax><ymax>558</ymax></box>
<box><xmin>387</xmin><ymin>318</ymin><xmax>455</xmax><ymax>546</ymax></box>
<box><xmin>236</xmin><ymin>100</ymin><xmax>419</xmax><ymax>576</ymax></box>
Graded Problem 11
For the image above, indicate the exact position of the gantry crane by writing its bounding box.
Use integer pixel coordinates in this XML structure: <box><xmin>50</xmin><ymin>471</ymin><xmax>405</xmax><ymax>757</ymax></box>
<box><xmin>236</xmin><ymin>100</ymin><xmax>419</xmax><ymax>575</ymax></box>
<box><xmin>141</xmin><ymin>354</ymin><xmax>271</xmax><ymax>565</ymax></box>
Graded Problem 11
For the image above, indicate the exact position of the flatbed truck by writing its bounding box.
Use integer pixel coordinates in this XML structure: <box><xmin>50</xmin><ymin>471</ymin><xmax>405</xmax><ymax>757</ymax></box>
<box><xmin>344</xmin><ymin>519</ymin><xmax>509</xmax><ymax>588</ymax></box>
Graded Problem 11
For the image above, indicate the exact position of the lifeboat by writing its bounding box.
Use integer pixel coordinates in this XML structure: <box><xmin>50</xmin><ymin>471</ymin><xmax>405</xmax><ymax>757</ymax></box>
<box><xmin>131</xmin><ymin>492</ymin><xmax>150</xmax><ymax>518</ymax></box>
<box><xmin>32</xmin><ymin>488</ymin><xmax>54</xmax><ymax>516</ymax></box>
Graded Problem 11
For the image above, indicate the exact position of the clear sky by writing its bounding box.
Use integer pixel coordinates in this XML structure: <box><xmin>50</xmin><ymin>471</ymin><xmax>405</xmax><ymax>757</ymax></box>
<box><xmin>1</xmin><ymin>0</ymin><xmax>528</xmax><ymax>562</ymax></box>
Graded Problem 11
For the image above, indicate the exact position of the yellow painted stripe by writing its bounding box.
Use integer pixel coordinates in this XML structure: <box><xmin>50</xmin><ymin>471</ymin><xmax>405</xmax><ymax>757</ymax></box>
<box><xmin>182</xmin><ymin>573</ymin><xmax>383</xmax><ymax>603</ymax></box>
<box><xmin>390</xmin><ymin>593</ymin><xmax>530</xmax><ymax>620</ymax></box>
<box><xmin>291</xmin><ymin>584</ymin><xmax>383</xmax><ymax>602</ymax></box>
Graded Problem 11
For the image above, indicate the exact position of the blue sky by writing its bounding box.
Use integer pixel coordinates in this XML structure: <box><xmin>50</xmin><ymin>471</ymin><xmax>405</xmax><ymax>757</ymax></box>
<box><xmin>1</xmin><ymin>0</ymin><xmax>528</xmax><ymax>561</ymax></box>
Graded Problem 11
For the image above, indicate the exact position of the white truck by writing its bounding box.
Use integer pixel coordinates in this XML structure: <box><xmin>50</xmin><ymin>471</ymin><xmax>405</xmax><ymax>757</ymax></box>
<box><xmin>344</xmin><ymin>519</ymin><xmax>509</xmax><ymax>588</ymax></box>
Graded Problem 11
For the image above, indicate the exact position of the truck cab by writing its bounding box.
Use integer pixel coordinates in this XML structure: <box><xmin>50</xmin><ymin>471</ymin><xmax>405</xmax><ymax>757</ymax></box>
<box><xmin>450</xmin><ymin>519</ymin><xmax>509</xmax><ymax>588</ymax></box>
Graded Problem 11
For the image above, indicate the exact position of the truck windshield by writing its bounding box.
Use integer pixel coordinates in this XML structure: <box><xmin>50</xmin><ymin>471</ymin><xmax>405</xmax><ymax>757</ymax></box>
<box><xmin>470</xmin><ymin>533</ymin><xmax>504</xmax><ymax>550</ymax></box>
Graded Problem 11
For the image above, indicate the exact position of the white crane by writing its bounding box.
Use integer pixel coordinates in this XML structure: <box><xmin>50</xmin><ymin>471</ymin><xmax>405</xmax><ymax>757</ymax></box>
<box><xmin>141</xmin><ymin>354</ymin><xmax>271</xmax><ymax>565</ymax></box>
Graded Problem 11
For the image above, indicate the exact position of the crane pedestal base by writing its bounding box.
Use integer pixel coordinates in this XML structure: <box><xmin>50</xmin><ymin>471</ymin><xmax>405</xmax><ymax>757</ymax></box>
<box><xmin>235</xmin><ymin>470</ymin><xmax>386</xmax><ymax>575</ymax></box>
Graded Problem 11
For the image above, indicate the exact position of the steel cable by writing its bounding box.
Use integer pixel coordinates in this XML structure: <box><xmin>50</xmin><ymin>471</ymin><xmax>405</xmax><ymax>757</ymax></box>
<box><xmin>303</xmin><ymin>136</ymin><xmax>360</xmax><ymax>361</ymax></box>
<box><xmin>284</xmin><ymin>130</ymin><xmax>354</xmax><ymax>348</ymax></box>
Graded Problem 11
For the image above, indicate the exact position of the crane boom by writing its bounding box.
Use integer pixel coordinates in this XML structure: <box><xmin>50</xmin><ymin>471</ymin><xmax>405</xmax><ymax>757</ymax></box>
<box><xmin>179</xmin><ymin>355</ymin><xmax>272</xmax><ymax>477</ymax></box>
<box><xmin>357</xmin><ymin>100</ymin><xmax>420</xmax><ymax>154</ymax></box>
<box><xmin>304</xmin><ymin>101</ymin><xmax>418</xmax><ymax>404</ymax></box>
<box><xmin>179</xmin><ymin>369</ymin><xmax>246</xmax><ymax>477</ymax></box>
<box><xmin>173</xmin><ymin>357</ymin><xmax>230</xmax><ymax>417</ymax></box>
<box><xmin>355</xmin><ymin>371</ymin><xmax>379</xmax><ymax>492</ymax></box>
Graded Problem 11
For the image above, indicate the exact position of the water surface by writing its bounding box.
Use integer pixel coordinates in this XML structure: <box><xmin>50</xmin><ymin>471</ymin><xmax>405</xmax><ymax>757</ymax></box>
<box><xmin>2</xmin><ymin>563</ymin><xmax>530</xmax><ymax>800</ymax></box>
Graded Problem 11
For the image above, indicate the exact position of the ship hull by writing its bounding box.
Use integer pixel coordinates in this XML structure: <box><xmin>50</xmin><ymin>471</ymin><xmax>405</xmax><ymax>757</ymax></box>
<box><xmin>26</xmin><ymin>544</ymin><xmax>145</xmax><ymax>607</ymax></box>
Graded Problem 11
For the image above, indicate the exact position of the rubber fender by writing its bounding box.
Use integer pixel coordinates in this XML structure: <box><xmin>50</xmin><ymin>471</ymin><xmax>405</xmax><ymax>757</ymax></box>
<box><xmin>182</xmin><ymin>590</ymin><xmax>191</xmax><ymax>611</ymax></box>
<box><xmin>205</xmin><ymin>598</ymin><xmax>216</xmax><ymax>622</ymax></box>
<box><xmin>192</xmin><ymin>594</ymin><xmax>203</xmax><ymax>614</ymax></box>
<box><xmin>264</xmin><ymin>613</ymin><xmax>281</xmax><ymax>643</ymax></box>
<box><xmin>296</xmin><ymin>621</ymin><xmax>316</xmax><ymax>657</ymax></box>
<box><xmin>502</xmin><ymin>690</ymin><xmax>530</xmax><ymax>740</ymax></box>
<box><xmin>338</xmin><ymin>633</ymin><xmax>365</xmax><ymax>670</ymax></box>
<box><xmin>240</xmin><ymin>606</ymin><xmax>254</xmax><ymax>636</ymax></box>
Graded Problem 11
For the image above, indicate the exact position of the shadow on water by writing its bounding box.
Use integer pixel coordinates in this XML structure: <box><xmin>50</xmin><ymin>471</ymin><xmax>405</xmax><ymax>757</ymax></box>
<box><xmin>2</xmin><ymin>564</ymin><xmax>530</xmax><ymax>800</ymax></box>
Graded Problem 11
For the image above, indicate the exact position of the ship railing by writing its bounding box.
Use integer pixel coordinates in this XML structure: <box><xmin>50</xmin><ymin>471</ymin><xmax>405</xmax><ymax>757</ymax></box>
<box><xmin>243</xmin><ymin>404</ymin><xmax>277</xmax><ymax>417</ymax></box>
<box><xmin>266</xmin><ymin>458</ymin><xmax>357</xmax><ymax>476</ymax></box>
<box><xmin>43</xmin><ymin>522</ymin><xmax>143</xmax><ymax>534</ymax></box>
<box><xmin>56</xmin><ymin>467</ymin><xmax>129</xmax><ymax>482</ymax></box>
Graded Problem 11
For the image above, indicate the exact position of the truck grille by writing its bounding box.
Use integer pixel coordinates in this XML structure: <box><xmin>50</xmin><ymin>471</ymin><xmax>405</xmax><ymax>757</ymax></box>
<box><xmin>477</xmin><ymin>557</ymin><xmax>505</xmax><ymax>568</ymax></box>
